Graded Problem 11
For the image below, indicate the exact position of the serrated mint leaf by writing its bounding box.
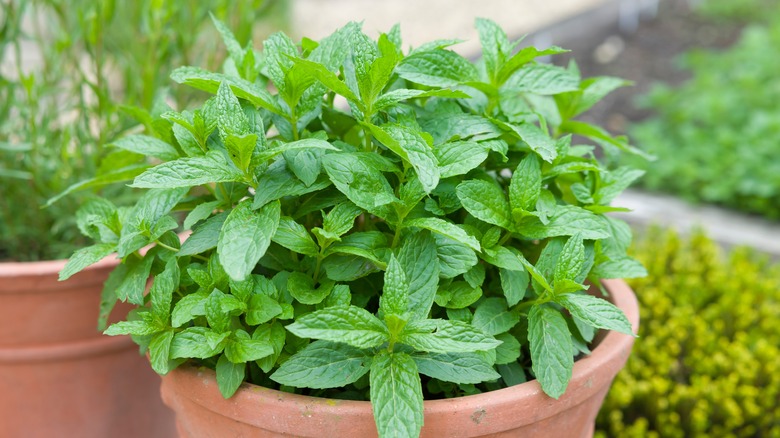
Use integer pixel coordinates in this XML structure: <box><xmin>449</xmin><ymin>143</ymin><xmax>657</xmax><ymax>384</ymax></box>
<box><xmin>103</xmin><ymin>319</ymin><xmax>158</xmax><ymax>336</ymax></box>
<box><xmin>527</xmin><ymin>305</ymin><xmax>573</xmax><ymax>399</ymax></box>
<box><xmin>434</xmin><ymin>234</ymin><xmax>478</xmax><ymax>279</ymax></box>
<box><xmin>283</xmin><ymin>148</ymin><xmax>324</xmax><ymax>187</ymax></box>
<box><xmin>556</xmin><ymin>293</ymin><xmax>634</xmax><ymax>336</ymax></box>
<box><xmin>170</xmin><ymin>66</ymin><xmax>282</xmax><ymax>115</ymax></box>
<box><xmin>115</xmin><ymin>255</ymin><xmax>154</xmax><ymax>305</ymax></box>
<box><xmin>480</xmin><ymin>246</ymin><xmax>524</xmax><ymax>271</ymax></box>
<box><xmin>554</xmin><ymin>234</ymin><xmax>585</xmax><ymax>285</ymax></box>
<box><xmin>421</xmin><ymin>114</ymin><xmax>502</xmax><ymax>145</ymax></box>
<box><xmin>496</xmin><ymin>46</ymin><xmax>570</xmax><ymax>85</ymax></box>
<box><xmin>289</xmin><ymin>57</ymin><xmax>362</xmax><ymax>106</ymax></box>
<box><xmin>503</xmin><ymin>63</ymin><xmax>579</xmax><ymax>95</ymax></box>
<box><xmin>324</xmin><ymin>231</ymin><xmax>388</xmax><ymax>268</ymax></box>
<box><xmin>472</xmin><ymin>298</ymin><xmax>520</xmax><ymax>336</ymax></box>
<box><xmin>475</xmin><ymin>18</ymin><xmax>511</xmax><ymax>83</ymax></box>
<box><xmin>380</xmin><ymin>254</ymin><xmax>408</xmax><ymax>317</ymax></box>
<box><xmin>571</xmin><ymin>76</ymin><xmax>630</xmax><ymax>117</ymax></box>
<box><xmin>131</xmin><ymin>151</ymin><xmax>244</xmax><ymax>188</ymax></box>
<box><xmin>434</xmin><ymin>140</ymin><xmax>489</xmax><ymax>178</ymax></box>
<box><xmin>253</xmin><ymin>138</ymin><xmax>337</xmax><ymax>163</ymax></box>
<box><xmin>503</xmin><ymin>122</ymin><xmax>557</xmax><ymax>163</ymax></box>
<box><xmin>245</xmin><ymin>294</ymin><xmax>283</xmax><ymax>325</ymax></box>
<box><xmin>440</xmin><ymin>281</ymin><xmax>483</xmax><ymax>309</ymax></box>
<box><xmin>322</xmin><ymin>152</ymin><xmax>397</xmax><ymax>219</ymax></box>
<box><xmin>464</xmin><ymin>263</ymin><xmax>486</xmax><ymax>288</ymax></box>
<box><xmin>252</xmin><ymin>160</ymin><xmax>332</xmax><ymax>209</ymax></box>
<box><xmin>170</xmin><ymin>328</ymin><xmax>226</xmax><ymax>360</ymax></box>
<box><xmin>373</xmin><ymin>124</ymin><xmax>440</xmax><ymax>193</ymax></box>
<box><xmin>183</xmin><ymin>200</ymin><xmax>220</xmax><ymax>230</ymax></box>
<box><xmin>370</xmin><ymin>352</ymin><xmax>423</xmax><ymax>438</ymax></box>
<box><xmin>224</xmin><ymin>330</ymin><xmax>275</xmax><ymax>363</ymax></box>
<box><xmin>216</xmin><ymin>354</ymin><xmax>245</xmax><ymax>398</ymax></box>
<box><xmin>520</xmin><ymin>205</ymin><xmax>611</xmax><ymax>240</ymax></box>
<box><xmin>179</xmin><ymin>212</ymin><xmax>227</xmax><ymax>256</ymax></box>
<box><xmin>591</xmin><ymin>256</ymin><xmax>647</xmax><ymax>279</ymax></box>
<box><xmin>272</xmin><ymin>217</ymin><xmax>319</xmax><ymax>256</ymax></box>
<box><xmin>509</xmin><ymin>154</ymin><xmax>542</xmax><ymax>212</ymax></box>
<box><xmin>456</xmin><ymin>180</ymin><xmax>511</xmax><ymax>228</ymax></box>
<box><xmin>403</xmin><ymin>217</ymin><xmax>480</xmax><ymax>251</ymax></box>
<box><xmin>263</xmin><ymin>31</ymin><xmax>298</xmax><ymax>95</ymax></box>
<box><xmin>373</xmin><ymin>89</ymin><xmax>470</xmax><ymax>113</ymax></box>
<box><xmin>150</xmin><ymin>258</ymin><xmax>180</xmax><ymax>321</ymax></box>
<box><xmin>398</xmin><ymin>231</ymin><xmax>439</xmax><ymax>320</ymax></box>
<box><xmin>271</xmin><ymin>340</ymin><xmax>370</xmax><ymax>389</ymax></box>
<box><xmin>285</xmin><ymin>306</ymin><xmax>388</xmax><ymax>349</ymax></box>
<box><xmin>594</xmin><ymin>166</ymin><xmax>645</xmax><ymax>205</ymax></box>
<box><xmin>323</xmin><ymin>202</ymin><xmax>363</xmax><ymax>237</ymax></box>
<box><xmin>396</xmin><ymin>49</ymin><xmax>478</xmax><ymax>87</ymax></box>
<box><xmin>500</xmin><ymin>268</ymin><xmax>529</xmax><ymax>307</ymax></box>
<box><xmin>254</xmin><ymin>322</ymin><xmax>286</xmax><ymax>372</ymax></box>
<box><xmin>414</xmin><ymin>351</ymin><xmax>500</xmax><ymax>385</ymax></box>
<box><xmin>59</xmin><ymin>243</ymin><xmax>116</xmax><ymax>281</ymax></box>
<box><xmin>210</xmin><ymin>13</ymin><xmax>244</xmax><ymax>66</ymax></box>
<box><xmin>494</xmin><ymin>333</ymin><xmax>521</xmax><ymax>365</ymax></box>
<box><xmin>287</xmin><ymin>272</ymin><xmax>334</xmax><ymax>305</ymax></box>
<box><xmin>216</xmin><ymin>81</ymin><xmax>251</xmax><ymax>140</ymax></box>
<box><xmin>400</xmin><ymin>319</ymin><xmax>501</xmax><ymax>353</ymax></box>
<box><xmin>110</xmin><ymin>135</ymin><xmax>179</xmax><ymax>161</ymax></box>
<box><xmin>148</xmin><ymin>329</ymin><xmax>175</xmax><ymax>375</ymax></box>
<box><xmin>218</xmin><ymin>200</ymin><xmax>281</xmax><ymax>281</ymax></box>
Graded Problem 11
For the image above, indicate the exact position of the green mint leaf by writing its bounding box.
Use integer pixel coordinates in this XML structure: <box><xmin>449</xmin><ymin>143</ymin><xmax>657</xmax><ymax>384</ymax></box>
<box><xmin>150</xmin><ymin>258</ymin><xmax>180</xmax><ymax>322</ymax></box>
<box><xmin>559</xmin><ymin>120</ymin><xmax>652</xmax><ymax>159</ymax></box>
<box><xmin>170</xmin><ymin>67</ymin><xmax>282</xmax><ymax>115</ymax></box>
<box><xmin>322</xmin><ymin>152</ymin><xmax>397</xmax><ymax>219</ymax></box>
<box><xmin>471</xmin><ymin>298</ymin><xmax>520</xmax><ymax>336</ymax></box>
<box><xmin>380</xmin><ymin>254</ymin><xmax>408</xmax><ymax>317</ymax></box>
<box><xmin>414</xmin><ymin>351</ymin><xmax>501</xmax><ymax>384</ymax></box>
<box><xmin>439</xmin><ymin>281</ymin><xmax>483</xmax><ymax>309</ymax></box>
<box><xmin>464</xmin><ymin>263</ymin><xmax>486</xmax><ymax>288</ymax></box>
<box><xmin>527</xmin><ymin>305</ymin><xmax>573</xmax><ymax>399</ymax></box>
<box><xmin>216</xmin><ymin>354</ymin><xmax>245</xmax><ymax>398</ymax></box>
<box><xmin>179</xmin><ymin>212</ymin><xmax>227</xmax><ymax>256</ymax></box>
<box><xmin>59</xmin><ymin>243</ymin><xmax>116</xmax><ymax>281</ymax></box>
<box><xmin>287</xmin><ymin>272</ymin><xmax>334</xmax><ymax>305</ymax></box>
<box><xmin>494</xmin><ymin>332</ymin><xmax>521</xmax><ymax>365</ymax></box>
<box><xmin>397</xmin><ymin>231</ymin><xmax>439</xmax><ymax>320</ymax></box>
<box><xmin>498</xmin><ymin>361</ymin><xmax>527</xmax><ymax>386</ymax></box>
<box><xmin>403</xmin><ymin>217</ymin><xmax>480</xmax><ymax>251</ymax></box>
<box><xmin>272</xmin><ymin>216</ymin><xmax>319</xmax><ymax>256</ymax></box>
<box><xmin>480</xmin><ymin>245</ymin><xmax>524</xmax><ymax>271</ymax></box>
<box><xmin>500</xmin><ymin>268</ymin><xmax>529</xmax><ymax>307</ymax></box>
<box><xmin>285</xmin><ymin>306</ymin><xmax>389</xmax><ymax>349</ymax></box>
<box><xmin>204</xmin><ymin>290</ymin><xmax>233</xmax><ymax>333</ymax></box>
<box><xmin>323</xmin><ymin>202</ymin><xmax>363</xmax><ymax>237</ymax></box>
<box><xmin>556</xmin><ymin>293</ymin><xmax>634</xmax><ymax>336</ymax></box>
<box><xmin>594</xmin><ymin>166</ymin><xmax>645</xmax><ymax>205</ymax></box>
<box><xmin>360</xmin><ymin>33</ymin><xmax>398</xmax><ymax>105</ymax></box>
<box><xmin>369</xmin><ymin>123</ymin><xmax>441</xmax><ymax>194</ymax></box>
<box><xmin>131</xmin><ymin>151</ymin><xmax>244</xmax><ymax>188</ymax></box>
<box><xmin>370</xmin><ymin>351</ymin><xmax>424</xmax><ymax>438</ymax></box>
<box><xmin>502</xmin><ymin>122</ymin><xmax>557</xmax><ymax>163</ymax></box>
<box><xmin>502</xmin><ymin>63</ymin><xmax>579</xmax><ymax>95</ymax></box>
<box><xmin>569</xmin><ymin>76</ymin><xmax>630</xmax><ymax>118</ymax></box>
<box><xmin>400</xmin><ymin>319</ymin><xmax>501</xmax><ymax>353</ymax></box>
<box><xmin>554</xmin><ymin>233</ymin><xmax>585</xmax><ymax>285</ymax></box>
<box><xmin>496</xmin><ymin>46</ymin><xmax>570</xmax><ymax>85</ymax></box>
<box><xmin>115</xmin><ymin>255</ymin><xmax>155</xmax><ymax>305</ymax></box>
<box><xmin>110</xmin><ymin>135</ymin><xmax>179</xmax><ymax>161</ymax></box>
<box><xmin>421</xmin><ymin>114</ymin><xmax>501</xmax><ymax>146</ymax></box>
<box><xmin>519</xmin><ymin>205</ymin><xmax>610</xmax><ymax>240</ymax></box>
<box><xmin>171</xmin><ymin>326</ymin><xmax>229</xmax><ymax>358</ymax></box>
<box><xmin>324</xmin><ymin>231</ymin><xmax>389</xmax><ymax>269</ymax></box>
<box><xmin>591</xmin><ymin>256</ymin><xmax>647</xmax><ymax>279</ymax></box>
<box><xmin>435</xmin><ymin>234</ymin><xmax>478</xmax><ymax>279</ymax></box>
<box><xmin>104</xmin><ymin>319</ymin><xmax>159</xmax><ymax>336</ymax></box>
<box><xmin>475</xmin><ymin>17</ymin><xmax>511</xmax><ymax>83</ymax></box>
<box><xmin>263</xmin><ymin>32</ymin><xmax>298</xmax><ymax>95</ymax></box>
<box><xmin>271</xmin><ymin>340</ymin><xmax>370</xmax><ymax>389</ymax></box>
<box><xmin>246</xmin><ymin>294</ymin><xmax>283</xmax><ymax>325</ymax></box>
<box><xmin>456</xmin><ymin>180</ymin><xmax>511</xmax><ymax>228</ymax></box>
<box><xmin>283</xmin><ymin>148</ymin><xmax>324</xmax><ymax>187</ymax></box>
<box><xmin>45</xmin><ymin>164</ymin><xmax>149</xmax><ymax>208</ymax></box>
<box><xmin>183</xmin><ymin>200</ymin><xmax>220</xmax><ymax>230</ymax></box>
<box><xmin>434</xmin><ymin>140</ymin><xmax>489</xmax><ymax>178</ymax></box>
<box><xmin>252</xmin><ymin>160</ymin><xmax>332</xmax><ymax>209</ymax></box>
<box><xmin>396</xmin><ymin>49</ymin><xmax>478</xmax><ymax>87</ymax></box>
<box><xmin>224</xmin><ymin>330</ymin><xmax>275</xmax><ymax>363</ymax></box>
<box><xmin>373</xmin><ymin>89</ymin><xmax>470</xmax><ymax>113</ymax></box>
<box><xmin>509</xmin><ymin>154</ymin><xmax>542</xmax><ymax>211</ymax></box>
<box><xmin>254</xmin><ymin>138</ymin><xmax>337</xmax><ymax>163</ymax></box>
<box><xmin>148</xmin><ymin>329</ymin><xmax>175</xmax><ymax>375</ymax></box>
<box><xmin>218</xmin><ymin>199</ymin><xmax>281</xmax><ymax>281</ymax></box>
<box><xmin>216</xmin><ymin>80</ymin><xmax>251</xmax><ymax>139</ymax></box>
<box><xmin>288</xmin><ymin>57</ymin><xmax>362</xmax><ymax>107</ymax></box>
<box><xmin>254</xmin><ymin>321</ymin><xmax>287</xmax><ymax>372</ymax></box>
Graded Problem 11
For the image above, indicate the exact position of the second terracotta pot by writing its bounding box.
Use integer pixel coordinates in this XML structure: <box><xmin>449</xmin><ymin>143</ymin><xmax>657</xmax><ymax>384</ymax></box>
<box><xmin>160</xmin><ymin>279</ymin><xmax>639</xmax><ymax>438</ymax></box>
<box><xmin>0</xmin><ymin>256</ymin><xmax>176</xmax><ymax>438</ymax></box>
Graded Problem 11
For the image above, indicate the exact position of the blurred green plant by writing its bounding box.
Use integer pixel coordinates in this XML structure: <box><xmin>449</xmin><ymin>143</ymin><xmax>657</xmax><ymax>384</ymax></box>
<box><xmin>695</xmin><ymin>0</ymin><xmax>780</xmax><ymax>23</ymax></box>
<box><xmin>0</xmin><ymin>0</ymin><xmax>288</xmax><ymax>261</ymax></box>
<box><xmin>595</xmin><ymin>228</ymin><xmax>780</xmax><ymax>437</ymax></box>
<box><xmin>626</xmin><ymin>23</ymin><xmax>780</xmax><ymax>218</ymax></box>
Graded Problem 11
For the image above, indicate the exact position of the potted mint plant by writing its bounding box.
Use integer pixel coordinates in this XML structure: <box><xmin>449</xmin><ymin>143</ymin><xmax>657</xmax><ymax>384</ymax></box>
<box><xmin>64</xmin><ymin>18</ymin><xmax>645</xmax><ymax>438</ymax></box>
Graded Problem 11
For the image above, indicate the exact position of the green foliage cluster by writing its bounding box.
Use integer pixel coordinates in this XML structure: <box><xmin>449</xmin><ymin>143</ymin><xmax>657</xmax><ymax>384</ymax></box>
<box><xmin>62</xmin><ymin>18</ymin><xmax>645</xmax><ymax>438</ymax></box>
<box><xmin>596</xmin><ymin>229</ymin><xmax>780</xmax><ymax>437</ymax></box>
<box><xmin>627</xmin><ymin>21</ymin><xmax>780</xmax><ymax>218</ymax></box>
<box><xmin>695</xmin><ymin>0</ymin><xmax>780</xmax><ymax>23</ymax></box>
<box><xmin>0</xmin><ymin>0</ymin><xmax>286</xmax><ymax>261</ymax></box>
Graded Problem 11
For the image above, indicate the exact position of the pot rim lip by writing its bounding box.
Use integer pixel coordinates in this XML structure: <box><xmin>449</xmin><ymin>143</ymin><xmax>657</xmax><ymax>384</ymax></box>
<box><xmin>0</xmin><ymin>253</ymin><xmax>119</xmax><ymax>278</ymax></box>
<box><xmin>165</xmin><ymin>278</ymin><xmax>639</xmax><ymax>427</ymax></box>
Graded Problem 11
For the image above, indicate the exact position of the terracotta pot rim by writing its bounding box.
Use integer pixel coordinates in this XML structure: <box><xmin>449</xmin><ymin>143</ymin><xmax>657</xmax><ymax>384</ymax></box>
<box><xmin>0</xmin><ymin>254</ymin><xmax>119</xmax><ymax>279</ymax></box>
<box><xmin>0</xmin><ymin>332</ymin><xmax>136</xmax><ymax>363</ymax></box>
<box><xmin>164</xmin><ymin>279</ymin><xmax>639</xmax><ymax>435</ymax></box>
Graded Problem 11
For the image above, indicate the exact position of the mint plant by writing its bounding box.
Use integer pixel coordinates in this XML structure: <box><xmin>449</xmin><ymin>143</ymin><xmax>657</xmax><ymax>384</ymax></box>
<box><xmin>62</xmin><ymin>17</ymin><xmax>644</xmax><ymax>438</ymax></box>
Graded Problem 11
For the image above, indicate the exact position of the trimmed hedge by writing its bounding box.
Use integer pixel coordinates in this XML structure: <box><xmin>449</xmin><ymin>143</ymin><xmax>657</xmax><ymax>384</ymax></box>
<box><xmin>595</xmin><ymin>229</ymin><xmax>780</xmax><ymax>437</ymax></box>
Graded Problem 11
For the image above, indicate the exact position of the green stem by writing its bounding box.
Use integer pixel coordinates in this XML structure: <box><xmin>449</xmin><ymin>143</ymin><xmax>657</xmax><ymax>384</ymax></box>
<box><xmin>155</xmin><ymin>240</ymin><xmax>179</xmax><ymax>253</ymax></box>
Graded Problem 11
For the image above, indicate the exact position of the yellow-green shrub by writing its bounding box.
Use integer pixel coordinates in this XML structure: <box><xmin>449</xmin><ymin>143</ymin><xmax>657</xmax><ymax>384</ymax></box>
<box><xmin>596</xmin><ymin>229</ymin><xmax>780</xmax><ymax>438</ymax></box>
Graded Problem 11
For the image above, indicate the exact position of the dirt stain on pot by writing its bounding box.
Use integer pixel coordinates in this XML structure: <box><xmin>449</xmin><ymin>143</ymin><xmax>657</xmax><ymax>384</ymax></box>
<box><xmin>471</xmin><ymin>408</ymin><xmax>486</xmax><ymax>424</ymax></box>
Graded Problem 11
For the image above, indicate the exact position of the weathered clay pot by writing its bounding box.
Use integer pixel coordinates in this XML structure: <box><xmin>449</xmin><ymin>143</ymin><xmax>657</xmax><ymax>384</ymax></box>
<box><xmin>0</xmin><ymin>256</ymin><xmax>176</xmax><ymax>438</ymax></box>
<box><xmin>160</xmin><ymin>279</ymin><xmax>638</xmax><ymax>438</ymax></box>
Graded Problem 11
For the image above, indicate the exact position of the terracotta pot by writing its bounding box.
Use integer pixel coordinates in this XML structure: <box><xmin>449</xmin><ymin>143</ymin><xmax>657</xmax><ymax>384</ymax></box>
<box><xmin>0</xmin><ymin>256</ymin><xmax>176</xmax><ymax>438</ymax></box>
<box><xmin>160</xmin><ymin>279</ymin><xmax>638</xmax><ymax>438</ymax></box>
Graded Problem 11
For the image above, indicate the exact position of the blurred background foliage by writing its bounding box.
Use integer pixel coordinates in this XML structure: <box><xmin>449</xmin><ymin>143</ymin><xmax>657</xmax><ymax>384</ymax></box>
<box><xmin>0</xmin><ymin>0</ymin><xmax>288</xmax><ymax>261</ymax></box>
<box><xmin>596</xmin><ymin>228</ymin><xmax>780</xmax><ymax>437</ymax></box>
<box><xmin>625</xmin><ymin>0</ymin><xmax>780</xmax><ymax>218</ymax></box>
